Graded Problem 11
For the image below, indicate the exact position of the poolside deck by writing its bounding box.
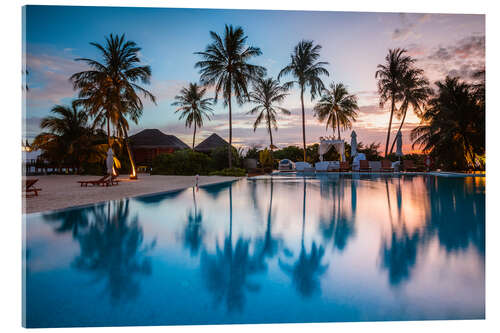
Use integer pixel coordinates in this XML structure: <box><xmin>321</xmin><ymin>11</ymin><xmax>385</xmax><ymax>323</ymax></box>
<box><xmin>22</xmin><ymin>174</ymin><xmax>239</xmax><ymax>214</ymax></box>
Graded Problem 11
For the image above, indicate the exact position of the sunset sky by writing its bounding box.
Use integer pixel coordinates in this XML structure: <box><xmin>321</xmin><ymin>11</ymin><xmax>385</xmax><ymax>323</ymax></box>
<box><xmin>23</xmin><ymin>6</ymin><xmax>485</xmax><ymax>153</ymax></box>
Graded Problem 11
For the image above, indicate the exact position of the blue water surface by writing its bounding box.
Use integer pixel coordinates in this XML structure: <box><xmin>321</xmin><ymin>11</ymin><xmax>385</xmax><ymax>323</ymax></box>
<box><xmin>23</xmin><ymin>174</ymin><xmax>485</xmax><ymax>327</ymax></box>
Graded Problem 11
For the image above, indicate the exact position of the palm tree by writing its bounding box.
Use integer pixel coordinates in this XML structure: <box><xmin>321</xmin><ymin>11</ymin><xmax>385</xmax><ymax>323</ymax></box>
<box><xmin>71</xmin><ymin>33</ymin><xmax>156</xmax><ymax>177</ymax></box>
<box><xmin>279</xmin><ymin>40</ymin><xmax>329</xmax><ymax>161</ymax></box>
<box><xmin>388</xmin><ymin>68</ymin><xmax>432</xmax><ymax>154</ymax></box>
<box><xmin>411</xmin><ymin>76</ymin><xmax>485</xmax><ymax>170</ymax></box>
<box><xmin>172</xmin><ymin>83</ymin><xmax>214</xmax><ymax>149</ymax></box>
<box><xmin>247</xmin><ymin>77</ymin><xmax>290</xmax><ymax>150</ymax></box>
<box><xmin>32</xmin><ymin>103</ymin><xmax>103</xmax><ymax>173</ymax></box>
<box><xmin>195</xmin><ymin>25</ymin><xmax>266</xmax><ymax>168</ymax></box>
<box><xmin>375</xmin><ymin>48</ymin><xmax>414</xmax><ymax>157</ymax></box>
<box><xmin>313</xmin><ymin>82</ymin><xmax>359</xmax><ymax>140</ymax></box>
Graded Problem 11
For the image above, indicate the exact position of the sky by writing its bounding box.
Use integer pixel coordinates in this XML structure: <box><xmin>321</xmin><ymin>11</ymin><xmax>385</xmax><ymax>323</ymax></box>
<box><xmin>23</xmin><ymin>6</ymin><xmax>485</xmax><ymax>153</ymax></box>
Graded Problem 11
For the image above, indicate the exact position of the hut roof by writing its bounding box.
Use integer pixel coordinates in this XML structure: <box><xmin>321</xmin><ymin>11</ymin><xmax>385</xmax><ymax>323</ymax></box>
<box><xmin>195</xmin><ymin>133</ymin><xmax>229</xmax><ymax>153</ymax></box>
<box><xmin>129</xmin><ymin>129</ymin><xmax>189</xmax><ymax>150</ymax></box>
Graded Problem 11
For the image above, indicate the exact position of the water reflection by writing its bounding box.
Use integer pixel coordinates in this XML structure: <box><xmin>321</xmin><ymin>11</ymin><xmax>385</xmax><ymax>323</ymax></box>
<box><xmin>280</xmin><ymin>179</ymin><xmax>328</xmax><ymax>298</ymax></box>
<box><xmin>27</xmin><ymin>175</ymin><xmax>485</xmax><ymax>326</ymax></box>
<box><xmin>183</xmin><ymin>187</ymin><xmax>204</xmax><ymax>256</ymax></box>
<box><xmin>319</xmin><ymin>177</ymin><xmax>355</xmax><ymax>251</ymax></box>
<box><xmin>43</xmin><ymin>206</ymin><xmax>93</xmax><ymax>238</ymax></box>
<box><xmin>201</xmin><ymin>186</ymin><xmax>260</xmax><ymax>313</ymax></box>
<box><xmin>43</xmin><ymin>200</ymin><xmax>156</xmax><ymax>304</ymax></box>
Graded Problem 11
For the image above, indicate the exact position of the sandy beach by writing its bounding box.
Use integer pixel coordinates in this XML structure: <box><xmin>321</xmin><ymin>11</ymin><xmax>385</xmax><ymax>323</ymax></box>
<box><xmin>23</xmin><ymin>174</ymin><xmax>239</xmax><ymax>214</ymax></box>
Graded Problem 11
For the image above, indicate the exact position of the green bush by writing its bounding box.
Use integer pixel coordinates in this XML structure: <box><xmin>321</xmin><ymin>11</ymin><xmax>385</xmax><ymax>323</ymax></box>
<box><xmin>209</xmin><ymin>168</ymin><xmax>246</xmax><ymax>177</ymax></box>
<box><xmin>152</xmin><ymin>150</ymin><xmax>213</xmax><ymax>175</ymax></box>
<box><xmin>210</xmin><ymin>146</ymin><xmax>241</xmax><ymax>170</ymax></box>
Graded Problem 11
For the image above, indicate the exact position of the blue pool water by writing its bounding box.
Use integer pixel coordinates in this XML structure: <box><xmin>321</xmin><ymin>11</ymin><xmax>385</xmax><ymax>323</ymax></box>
<box><xmin>23</xmin><ymin>174</ymin><xmax>485</xmax><ymax>327</ymax></box>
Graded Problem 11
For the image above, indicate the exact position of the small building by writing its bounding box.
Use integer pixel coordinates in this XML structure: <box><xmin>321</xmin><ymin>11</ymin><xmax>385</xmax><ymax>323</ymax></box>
<box><xmin>194</xmin><ymin>133</ymin><xmax>230</xmax><ymax>154</ymax></box>
<box><xmin>129</xmin><ymin>129</ymin><xmax>189</xmax><ymax>165</ymax></box>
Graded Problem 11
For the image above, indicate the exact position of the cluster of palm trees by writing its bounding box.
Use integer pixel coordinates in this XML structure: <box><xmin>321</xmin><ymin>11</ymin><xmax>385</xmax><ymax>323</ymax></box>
<box><xmin>34</xmin><ymin>34</ymin><xmax>156</xmax><ymax>176</ymax></box>
<box><xmin>173</xmin><ymin>25</ymin><xmax>360</xmax><ymax>166</ymax></box>
<box><xmin>375</xmin><ymin>48</ymin><xmax>432</xmax><ymax>157</ymax></box>
<box><xmin>375</xmin><ymin>48</ymin><xmax>485</xmax><ymax>169</ymax></box>
<box><xmin>32</xmin><ymin>29</ymin><xmax>484</xmax><ymax>173</ymax></box>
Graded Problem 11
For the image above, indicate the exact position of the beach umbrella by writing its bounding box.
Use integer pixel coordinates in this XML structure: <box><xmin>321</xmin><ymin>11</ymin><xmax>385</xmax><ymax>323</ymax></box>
<box><xmin>106</xmin><ymin>148</ymin><xmax>114</xmax><ymax>175</ymax></box>
<box><xmin>396</xmin><ymin>131</ymin><xmax>403</xmax><ymax>158</ymax></box>
<box><xmin>350</xmin><ymin>131</ymin><xmax>357</xmax><ymax>158</ymax></box>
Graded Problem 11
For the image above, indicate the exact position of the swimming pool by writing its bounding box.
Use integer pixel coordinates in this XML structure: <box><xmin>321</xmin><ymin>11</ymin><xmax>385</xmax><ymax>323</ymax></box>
<box><xmin>22</xmin><ymin>174</ymin><xmax>485</xmax><ymax>327</ymax></box>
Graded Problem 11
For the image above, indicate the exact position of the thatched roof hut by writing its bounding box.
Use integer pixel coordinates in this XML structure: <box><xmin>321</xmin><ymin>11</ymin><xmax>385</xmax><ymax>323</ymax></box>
<box><xmin>129</xmin><ymin>129</ymin><xmax>189</xmax><ymax>150</ymax></box>
<box><xmin>129</xmin><ymin>129</ymin><xmax>189</xmax><ymax>165</ymax></box>
<box><xmin>195</xmin><ymin>133</ymin><xmax>230</xmax><ymax>153</ymax></box>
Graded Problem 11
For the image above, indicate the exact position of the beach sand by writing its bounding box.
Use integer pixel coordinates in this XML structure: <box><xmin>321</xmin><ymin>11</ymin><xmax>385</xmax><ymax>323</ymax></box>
<box><xmin>23</xmin><ymin>174</ymin><xmax>239</xmax><ymax>214</ymax></box>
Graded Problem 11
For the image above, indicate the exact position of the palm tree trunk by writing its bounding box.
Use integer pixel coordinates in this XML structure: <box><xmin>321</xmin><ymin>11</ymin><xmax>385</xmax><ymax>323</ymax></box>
<box><xmin>228</xmin><ymin>76</ymin><xmax>233</xmax><ymax>169</ymax></box>
<box><xmin>336</xmin><ymin>109</ymin><xmax>341</xmax><ymax>140</ymax></box>
<box><xmin>192</xmin><ymin>123</ymin><xmax>197</xmax><ymax>150</ymax></box>
<box><xmin>107</xmin><ymin>115</ymin><xmax>111</xmax><ymax>147</ymax></box>
<box><xmin>389</xmin><ymin>109</ymin><xmax>407</xmax><ymax>154</ymax></box>
<box><xmin>300</xmin><ymin>87</ymin><xmax>306</xmax><ymax>162</ymax></box>
<box><xmin>384</xmin><ymin>94</ymin><xmax>395</xmax><ymax>157</ymax></box>
<box><xmin>124</xmin><ymin>130</ymin><xmax>137</xmax><ymax>179</ymax></box>
<box><xmin>268</xmin><ymin>114</ymin><xmax>274</xmax><ymax>149</ymax></box>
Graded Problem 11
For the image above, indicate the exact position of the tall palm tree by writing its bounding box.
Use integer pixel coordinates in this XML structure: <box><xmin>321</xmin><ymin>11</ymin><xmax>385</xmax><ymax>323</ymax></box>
<box><xmin>279</xmin><ymin>40</ymin><xmax>329</xmax><ymax>162</ymax></box>
<box><xmin>388</xmin><ymin>68</ymin><xmax>432</xmax><ymax>154</ymax></box>
<box><xmin>313</xmin><ymin>82</ymin><xmax>359</xmax><ymax>140</ymax></box>
<box><xmin>247</xmin><ymin>77</ymin><xmax>290</xmax><ymax>150</ymax></box>
<box><xmin>195</xmin><ymin>25</ymin><xmax>266</xmax><ymax>168</ymax></box>
<box><xmin>172</xmin><ymin>83</ymin><xmax>214</xmax><ymax>149</ymax></box>
<box><xmin>411</xmin><ymin>76</ymin><xmax>485</xmax><ymax>170</ymax></box>
<box><xmin>375</xmin><ymin>48</ymin><xmax>414</xmax><ymax>157</ymax></box>
<box><xmin>71</xmin><ymin>33</ymin><xmax>156</xmax><ymax>177</ymax></box>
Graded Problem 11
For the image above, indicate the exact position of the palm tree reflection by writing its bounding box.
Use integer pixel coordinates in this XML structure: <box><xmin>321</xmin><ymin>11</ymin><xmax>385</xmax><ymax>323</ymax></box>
<box><xmin>72</xmin><ymin>200</ymin><xmax>156</xmax><ymax>304</ymax></box>
<box><xmin>380</xmin><ymin>178</ymin><xmax>420</xmax><ymax>287</ymax></box>
<box><xmin>320</xmin><ymin>177</ymin><xmax>355</xmax><ymax>251</ymax></box>
<box><xmin>280</xmin><ymin>179</ymin><xmax>328</xmax><ymax>298</ymax></box>
<box><xmin>42</xmin><ymin>206</ymin><xmax>94</xmax><ymax>238</ymax></box>
<box><xmin>254</xmin><ymin>179</ymin><xmax>282</xmax><ymax>271</ymax></box>
<box><xmin>201</xmin><ymin>186</ymin><xmax>260</xmax><ymax>312</ymax></box>
<box><xmin>183</xmin><ymin>187</ymin><xmax>204</xmax><ymax>256</ymax></box>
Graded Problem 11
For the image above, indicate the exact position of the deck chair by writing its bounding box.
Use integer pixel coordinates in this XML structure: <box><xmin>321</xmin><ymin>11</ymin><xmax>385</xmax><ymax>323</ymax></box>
<box><xmin>106</xmin><ymin>175</ymin><xmax>120</xmax><ymax>186</ymax></box>
<box><xmin>381</xmin><ymin>160</ymin><xmax>394</xmax><ymax>172</ymax></box>
<box><xmin>402</xmin><ymin>160</ymin><xmax>417</xmax><ymax>172</ymax></box>
<box><xmin>24</xmin><ymin>179</ymin><xmax>42</xmax><ymax>197</ymax></box>
<box><xmin>359</xmin><ymin>160</ymin><xmax>371</xmax><ymax>172</ymax></box>
<box><xmin>77</xmin><ymin>175</ymin><xmax>110</xmax><ymax>187</ymax></box>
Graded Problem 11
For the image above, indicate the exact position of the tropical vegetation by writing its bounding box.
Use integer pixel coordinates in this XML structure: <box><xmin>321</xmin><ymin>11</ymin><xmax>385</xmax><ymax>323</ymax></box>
<box><xmin>195</xmin><ymin>25</ymin><xmax>266</xmax><ymax>168</ymax></box>
<box><xmin>279</xmin><ymin>40</ymin><xmax>329</xmax><ymax>161</ymax></box>
<box><xmin>375</xmin><ymin>48</ymin><xmax>415</xmax><ymax>157</ymax></box>
<box><xmin>70</xmin><ymin>33</ymin><xmax>156</xmax><ymax>177</ymax></box>
<box><xmin>411</xmin><ymin>76</ymin><xmax>485</xmax><ymax>170</ymax></box>
<box><xmin>313</xmin><ymin>82</ymin><xmax>359</xmax><ymax>140</ymax></box>
<box><xmin>247</xmin><ymin>77</ymin><xmax>290</xmax><ymax>150</ymax></box>
<box><xmin>172</xmin><ymin>83</ymin><xmax>214</xmax><ymax>149</ymax></box>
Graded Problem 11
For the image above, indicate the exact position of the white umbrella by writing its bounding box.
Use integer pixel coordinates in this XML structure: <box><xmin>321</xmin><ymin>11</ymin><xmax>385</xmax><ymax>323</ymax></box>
<box><xmin>350</xmin><ymin>131</ymin><xmax>358</xmax><ymax>158</ymax></box>
<box><xmin>396</xmin><ymin>131</ymin><xmax>403</xmax><ymax>158</ymax></box>
<box><xmin>106</xmin><ymin>148</ymin><xmax>114</xmax><ymax>175</ymax></box>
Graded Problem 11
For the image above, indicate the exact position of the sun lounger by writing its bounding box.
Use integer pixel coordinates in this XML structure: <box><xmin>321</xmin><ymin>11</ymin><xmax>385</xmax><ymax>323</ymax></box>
<box><xmin>339</xmin><ymin>161</ymin><xmax>350</xmax><ymax>172</ymax></box>
<box><xmin>107</xmin><ymin>175</ymin><xmax>120</xmax><ymax>186</ymax></box>
<box><xmin>24</xmin><ymin>179</ymin><xmax>42</xmax><ymax>197</ymax></box>
<box><xmin>77</xmin><ymin>175</ymin><xmax>110</xmax><ymax>187</ymax></box>
<box><xmin>402</xmin><ymin>160</ymin><xmax>417</xmax><ymax>172</ymax></box>
<box><xmin>381</xmin><ymin>160</ymin><xmax>394</xmax><ymax>172</ymax></box>
<box><xmin>359</xmin><ymin>160</ymin><xmax>371</xmax><ymax>172</ymax></box>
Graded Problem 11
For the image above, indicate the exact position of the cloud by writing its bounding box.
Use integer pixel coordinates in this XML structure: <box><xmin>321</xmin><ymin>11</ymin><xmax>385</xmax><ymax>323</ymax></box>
<box><xmin>25</xmin><ymin>50</ymin><xmax>86</xmax><ymax>108</ymax></box>
<box><xmin>22</xmin><ymin>117</ymin><xmax>44</xmax><ymax>140</ymax></box>
<box><xmin>391</xmin><ymin>13</ymin><xmax>428</xmax><ymax>41</ymax></box>
<box><xmin>424</xmin><ymin>34</ymin><xmax>485</xmax><ymax>81</ymax></box>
